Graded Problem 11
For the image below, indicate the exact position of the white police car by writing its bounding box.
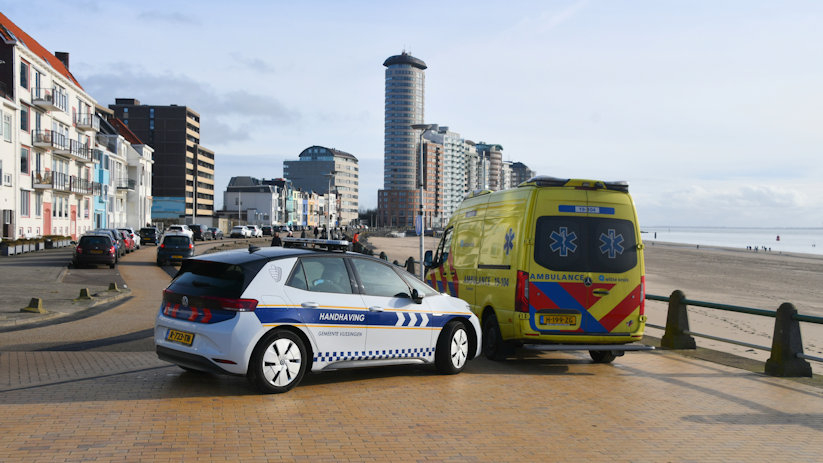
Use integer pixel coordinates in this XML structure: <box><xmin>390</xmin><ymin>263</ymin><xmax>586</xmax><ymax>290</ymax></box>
<box><xmin>155</xmin><ymin>238</ymin><xmax>481</xmax><ymax>393</ymax></box>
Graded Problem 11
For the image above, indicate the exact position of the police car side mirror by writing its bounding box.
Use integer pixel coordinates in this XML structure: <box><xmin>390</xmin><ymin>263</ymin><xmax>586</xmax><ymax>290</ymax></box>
<box><xmin>411</xmin><ymin>288</ymin><xmax>423</xmax><ymax>304</ymax></box>
<box><xmin>424</xmin><ymin>250</ymin><xmax>433</xmax><ymax>268</ymax></box>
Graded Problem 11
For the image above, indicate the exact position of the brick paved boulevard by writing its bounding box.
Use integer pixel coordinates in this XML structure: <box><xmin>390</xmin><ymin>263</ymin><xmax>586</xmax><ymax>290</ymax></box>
<box><xmin>1</xmin><ymin>246</ymin><xmax>822</xmax><ymax>461</ymax></box>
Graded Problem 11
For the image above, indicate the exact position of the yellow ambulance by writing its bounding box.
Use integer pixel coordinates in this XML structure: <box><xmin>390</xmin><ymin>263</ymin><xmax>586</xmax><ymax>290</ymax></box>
<box><xmin>424</xmin><ymin>176</ymin><xmax>649</xmax><ymax>363</ymax></box>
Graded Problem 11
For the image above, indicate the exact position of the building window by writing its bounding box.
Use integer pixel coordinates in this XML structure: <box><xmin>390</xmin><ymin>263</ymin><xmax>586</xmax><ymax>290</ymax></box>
<box><xmin>21</xmin><ymin>191</ymin><xmax>30</xmax><ymax>217</ymax></box>
<box><xmin>35</xmin><ymin>192</ymin><xmax>43</xmax><ymax>217</ymax></box>
<box><xmin>20</xmin><ymin>61</ymin><xmax>29</xmax><ymax>89</ymax></box>
<box><xmin>2</xmin><ymin>113</ymin><xmax>10</xmax><ymax>142</ymax></box>
<box><xmin>20</xmin><ymin>147</ymin><xmax>29</xmax><ymax>174</ymax></box>
<box><xmin>20</xmin><ymin>105</ymin><xmax>29</xmax><ymax>132</ymax></box>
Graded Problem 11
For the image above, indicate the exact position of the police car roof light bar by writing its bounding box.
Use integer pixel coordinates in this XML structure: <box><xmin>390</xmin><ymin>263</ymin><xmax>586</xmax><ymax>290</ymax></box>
<box><xmin>281</xmin><ymin>237</ymin><xmax>350</xmax><ymax>252</ymax></box>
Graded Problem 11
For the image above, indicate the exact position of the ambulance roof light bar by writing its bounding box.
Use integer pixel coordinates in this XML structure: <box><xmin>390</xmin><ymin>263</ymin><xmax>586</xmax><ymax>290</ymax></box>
<box><xmin>521</xmin><ymin>176</ymin><xmax>629</xmax><ymax>192</ymax></box>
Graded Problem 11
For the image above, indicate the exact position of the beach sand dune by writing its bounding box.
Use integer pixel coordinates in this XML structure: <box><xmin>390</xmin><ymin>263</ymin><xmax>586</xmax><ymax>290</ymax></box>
<box><xmin>366</xmin><ymin>235</ymin><xmax>823</xmax><ymax>373</ymax></box>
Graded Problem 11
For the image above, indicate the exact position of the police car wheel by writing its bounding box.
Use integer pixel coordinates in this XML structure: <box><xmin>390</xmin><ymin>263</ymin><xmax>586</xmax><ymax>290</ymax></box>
<box><xmin>249</xmin><ymin>329</ymin><xmax>307</xmax><ymax>394</ymax></box>
<box><xmin>436</xmin><ymin>321</ymin><xmax>469</xmax><ymax>374</ymax></box>
<box><xmin>589</xmin><ymin>350</ymin><xmax>617</xmax><ymax>364</ymax></box>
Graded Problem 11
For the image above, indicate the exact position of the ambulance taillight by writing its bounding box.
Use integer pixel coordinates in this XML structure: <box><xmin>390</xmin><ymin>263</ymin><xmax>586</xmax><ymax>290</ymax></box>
<box><xmin>640</xmin><ymin>276</ymin><xmax>645</xmax><ymax>316</ymax></box>
<box><xmin>515</xmin><ymin>270</ymin><xmax>530</xmax><ymax>312</ymax></box>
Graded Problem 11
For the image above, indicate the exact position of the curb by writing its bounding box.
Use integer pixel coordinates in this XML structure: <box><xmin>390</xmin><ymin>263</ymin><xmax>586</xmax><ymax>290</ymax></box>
<box><xmin>0</xmin><ymin>290</ymin><xmax>133</xmax><ymax>333</ymax></box>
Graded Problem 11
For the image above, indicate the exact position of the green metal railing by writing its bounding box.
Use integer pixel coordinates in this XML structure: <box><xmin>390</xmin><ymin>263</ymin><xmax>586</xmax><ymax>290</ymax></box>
<box><xmin>646</xmin><ymin>291</ymin><xmax>823</xmax><ymax>377</ymax></box>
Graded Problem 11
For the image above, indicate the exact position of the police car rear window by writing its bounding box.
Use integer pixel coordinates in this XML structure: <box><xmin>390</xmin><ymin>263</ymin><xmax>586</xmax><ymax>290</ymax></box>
<box><xmin>534</xmin><ymin>217</ymin><xmax>637</xmax><ymax>273</ymax></box>
<box><xmin>169</xmin><ymin>260</ymin><xmax>246</xmax><ymax>299</ymax></box>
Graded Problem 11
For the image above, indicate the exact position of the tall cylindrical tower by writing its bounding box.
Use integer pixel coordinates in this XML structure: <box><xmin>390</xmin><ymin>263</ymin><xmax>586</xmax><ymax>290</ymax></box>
<box><xmin>383</xmin><ymin>52</ymin><xmax>427</xmax><ymax>191</ymax></box>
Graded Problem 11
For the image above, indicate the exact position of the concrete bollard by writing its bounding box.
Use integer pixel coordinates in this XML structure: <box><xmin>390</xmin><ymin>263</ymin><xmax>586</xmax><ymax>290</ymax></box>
<box><xmin>20</xmin><ymin>297</ymin><xmax>46</xmax><ymax>313</ymax></box>
<box><xmin>108</xmin><ymin>282</ymin><xmax>121</xmax><ymax>292</ymax></box>
<box><xmin>765</xmin><ymin>303</ymin><xmax>812</xmax><ymax>377</ymax></box>
<box><xmin>379</xmin><ymin>251</ymin><xmax>388</xmax><ymax>261</ymax></box>
<box><xmin>405</xmin><ymin>256</ymin><xmax>416</xmax><ymax>274</ymax></box>
<box><xmin>660</xmin><ymin>290</ymin><xmax>697</xmax><ymax>350</ymax></box>
<box><xmin>76</xmin><ymin>288</ymin><xmax>92</xmax><ymax>300</ymax></box>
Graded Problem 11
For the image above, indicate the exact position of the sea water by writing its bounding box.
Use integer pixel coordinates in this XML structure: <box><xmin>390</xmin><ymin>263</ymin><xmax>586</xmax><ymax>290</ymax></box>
<box><xmin>642</xmin><ymin>227</ymin><xmax>823</xmax><ymax>256</ymax></box>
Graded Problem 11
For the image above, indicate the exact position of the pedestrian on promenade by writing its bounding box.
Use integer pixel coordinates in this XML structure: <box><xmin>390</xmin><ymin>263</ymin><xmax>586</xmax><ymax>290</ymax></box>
<box><xmin>271</xmin><ymin>232</ymin><xmax>282</xmax><ymax>246</ymax></box>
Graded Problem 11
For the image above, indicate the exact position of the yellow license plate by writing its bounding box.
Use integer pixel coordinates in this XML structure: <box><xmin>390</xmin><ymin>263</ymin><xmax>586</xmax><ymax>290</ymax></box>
<box><xmin>167</xmin><ymin>329</ymin><xmax>194</xmax><ymax>346</ymax></box>
<box><xmin>540</xmin><ymin>315</ymin><xmax>577</xmax><ymax>326</ymax></box>
<box><xmin>172</xmin><ymin>255</ymin><xmax>183</xmax><ymax>259</ymax></box>
<box><xmin>90</xmin><ymin>250</ymin><xmax>103</xmax><ymax>254</ymax></box>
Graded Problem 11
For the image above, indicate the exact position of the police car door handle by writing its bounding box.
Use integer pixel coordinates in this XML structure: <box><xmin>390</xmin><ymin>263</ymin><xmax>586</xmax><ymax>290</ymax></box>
<box><xmin>369</xmin><ymin>306</ymin><xmax>384</xmax><ymax>312</ymax></box>
<box><xmin>301</xmin><ymin>302</ymin><xmax>319</xmax><ymax>308</ymax></box>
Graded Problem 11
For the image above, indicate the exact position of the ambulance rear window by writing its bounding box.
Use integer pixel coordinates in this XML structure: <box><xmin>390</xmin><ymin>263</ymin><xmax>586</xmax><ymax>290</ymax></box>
<box><xmin>534</xmin><ymin>217</ymin><xmax>637</xmax><ymax>273</ymax></box>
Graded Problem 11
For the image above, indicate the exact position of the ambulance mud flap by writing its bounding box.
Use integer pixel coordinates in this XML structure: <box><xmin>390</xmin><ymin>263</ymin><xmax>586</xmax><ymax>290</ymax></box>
<box><xmin>521</xmin><ymin>344</ymin><xmax>654</xmax><ymax>352</ymax></box>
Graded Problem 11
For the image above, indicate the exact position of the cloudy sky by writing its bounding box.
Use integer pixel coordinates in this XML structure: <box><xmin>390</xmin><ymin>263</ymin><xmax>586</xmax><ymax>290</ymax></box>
<box><xmin>6</xmin><ymin>1</ymin><xmax>823</xmax><ymax>227</ymax></box>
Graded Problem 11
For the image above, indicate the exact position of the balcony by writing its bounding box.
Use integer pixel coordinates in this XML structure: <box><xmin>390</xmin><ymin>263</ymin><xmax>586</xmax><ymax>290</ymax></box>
<box><xmin>31</xmin><ymin>130</ymin><xmax>70</xmax><ymax>154</ymax></box>
<box><xmin>115</xmin><ymin>177</ymin><xmax>136</xmax><ymax>190</ymax></box>
<box><xmin>31</xmin><ymin>87</ymin><xmax>61</xmax><ymax>111</ymax></box>
<box><xmin>32</xmin><ymin>171</ymin><xmax>71</xmax><ymax>192</ymax></box>
<box><xmin>68</xmin><ymin>139</ymin><xmax>93</xmax><ymax>163</ymax></box>
<box><xmin>74</xmin><ymin>113</ymin><xmax>99</xmax><ymax>131</ymax></box>
<box><xmin>70</xmin><ymin>176</ymin><xmax>95</xmax><ymax>196</ymax></box>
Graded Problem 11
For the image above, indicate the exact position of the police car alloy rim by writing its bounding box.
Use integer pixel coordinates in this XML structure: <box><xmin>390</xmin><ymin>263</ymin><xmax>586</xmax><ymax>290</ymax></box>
<box><xmin>450</xmin><ymin>328</ymin><xmax>469</xmax><ymax>369</ymax></box>
<box><xmin>262</xmin><ymin>338</ymin><xmax>302</xmax><ymax>387</ymax></box>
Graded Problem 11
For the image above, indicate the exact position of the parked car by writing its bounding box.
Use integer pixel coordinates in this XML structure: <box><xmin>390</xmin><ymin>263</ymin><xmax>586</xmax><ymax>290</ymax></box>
<box><xmin>119</xmin><ymin>229</ymin><xmax>135</xmax><ymax>253</ymax></box>
<box><xmin>250</xmin><ymin>225</ymin><xmax>263</xmax><ymax>238</ymax></box>
<box><xmin>94</xmin><ymin>229</ymin><xmax>126</xmax><ymax>258</ymax></box>
<box><xmin>140</xmin><ymin>227</ymin><xmax>161</xmax><ymax>246</ymax></box>
<box><xmin>157</xmin><ymin>232</ymin><xmax>195</xmax><ymax>266</ymax></box>
<box><xmin>189</xmin><ymin>224</ymin><xmax>211</xmax><ymax>241</ymax></box>
<box><xmin>261</xmin><ymin>225</ymin><xmax>273</xmax><ymax>236</ymax></box>
<box><xmin>207</xmin><ymin>227</ymin><xmax>224</xmax><ymax>240</ymax></box>
<box><xmin>118</xmin><ymin>228</ymin><xmax>141</xmax><ymax>249</ymax></box>
<box><xmin>72</xmin><ymin>234</ymin><xmax>117</xmax><ymax>269</ymax></box>
<box><xmin>155</xmin><ymin>237</ymin><xmax>481</xmax><ymax>394</ymax></box>
<box><xmin>166</xmin><ymin>224</ymin><xmax>194</xmax><ymax>238</ymax></box>
<box><xmin>230</xmin><ymin>226</ymin><xmax>251</xmax><ymax>239</ymax></box>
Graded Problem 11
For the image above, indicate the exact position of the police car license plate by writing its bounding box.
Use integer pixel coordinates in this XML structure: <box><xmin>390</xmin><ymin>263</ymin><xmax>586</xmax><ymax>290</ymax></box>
<box><xmin>167</xmin><ymin>329</ymin><xmax>194</xmax><ymax>346</ymax></box>
<box><xmin>540</xmin><ymin>315</ymin><xmax>577</xmax><ymax>326</ymax></box>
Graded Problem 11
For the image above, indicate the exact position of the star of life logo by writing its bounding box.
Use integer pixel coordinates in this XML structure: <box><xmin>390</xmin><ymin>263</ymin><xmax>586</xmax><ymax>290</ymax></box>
<box><xmin>504</xmin><ymin>228</ymin><xmax>515</xmax><ymax>256</ymax></box>
<box><xmin>599</xmin><ymin>229</ymin><xmax>625</xmax><ymax>259</ymax></box>
<box><xmin>550</xmin><ymin>227</ymin><xmax>578</xmax><ymax>257</ymax></box>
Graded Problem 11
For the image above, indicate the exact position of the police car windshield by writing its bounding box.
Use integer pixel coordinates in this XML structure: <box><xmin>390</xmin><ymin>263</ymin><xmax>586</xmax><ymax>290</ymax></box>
<box><xmin>534</xmin><ymin>217</ymin><xmax>637</xmax><ymax>273</ymax></box>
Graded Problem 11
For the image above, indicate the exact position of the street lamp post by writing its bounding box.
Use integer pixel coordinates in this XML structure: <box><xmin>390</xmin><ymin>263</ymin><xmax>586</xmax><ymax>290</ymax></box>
<box><xmin>410</xmin><ymin>123</ymin><xmax>438</xmax><ymax>279</ymax></box>
<box><xmin>325</xmin><ymin>170</ymin><xmax>335</xmax><ymax>231</ymax></box>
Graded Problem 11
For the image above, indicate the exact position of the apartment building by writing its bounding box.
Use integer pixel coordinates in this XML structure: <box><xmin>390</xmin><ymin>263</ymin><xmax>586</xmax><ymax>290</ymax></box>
<box><xmin>108</xmin><ymin>99</ymin><xmax>215</xmax><ymax>223</ymax></box>
<box><xmin>0</xmin><ymin>13</ymin><xmax>97</xmax><ymax>240</ymax></box>
<box><xmin>283</xmin><ymin>145</ymin><xmax>359</xmax><ymax>226</ymax></box>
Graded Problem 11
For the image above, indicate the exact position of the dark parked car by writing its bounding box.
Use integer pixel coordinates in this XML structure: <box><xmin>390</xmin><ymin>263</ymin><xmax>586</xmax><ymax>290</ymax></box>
<box><xmin>140</xmin><ymin>227</ymin><xmax>161</xmax><ymax>245</ymax></box>
<box><xmin>94</xmin><ymin>229</ymin><xmax>126</xmax><ymax>258</ymax></box>
<box><xmin>261</xmin><ymin>225</ymin><xmax>273</xmax><ymax>236</ymax></box>
<box><xmin>72</xmin><ymin>234</ymin><xmax>117</xmax><ymax>269</ymax></box>
<box><xmin>207</xmin><ymin>227</ymin><xmax>224</xmax><ymax>240</ymax></box>
<box><xmin>157</xmin><ymin>233</ymin><xmax>195</xmax><ymax>266</ymax></box>
<box><xmin>189</xmin><ymin>224</ymin><xmax>210</xmax><ymax>241</ymax></box>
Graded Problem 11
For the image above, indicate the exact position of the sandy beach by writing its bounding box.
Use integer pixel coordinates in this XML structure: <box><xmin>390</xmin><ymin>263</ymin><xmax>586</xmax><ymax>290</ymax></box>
<box><xmin>365</xmin><ymin>235</ymin><xmax>823</xmax><ymax>373</ymax></box>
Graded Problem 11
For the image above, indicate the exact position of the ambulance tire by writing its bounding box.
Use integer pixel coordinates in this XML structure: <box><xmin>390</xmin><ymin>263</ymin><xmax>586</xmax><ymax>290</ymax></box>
<box><xmin>482</xmin><ymin>313</ymin><xmax>510</xmax><ymax>361</ymax></box>
<box><xmin>248</xmin><ymin>329</ymin><xmax>307</xmax><ymax>394</ymax></box>
<box><xmin>435</xmin><ymin>320</ymin><xmax>470</xmax><ymax>374</ymax></box>
<box><xmin>589</xmin><ymin>350</ymin><xmax>617</xmax><ymax>364</ymax></box>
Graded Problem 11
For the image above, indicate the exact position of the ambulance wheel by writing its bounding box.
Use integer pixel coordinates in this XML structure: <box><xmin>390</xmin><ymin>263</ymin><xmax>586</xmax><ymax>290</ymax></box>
<box><xmin>248</xmin><ymin>329</ymin><xmax>307</xmax><ymax>394</ymax></box>
<box><xmin>436</xmin><ymin>320</ymin><xmax>469</xmax><ymax>374</ymax></box>
<box><xmin>482</xmin><ymin>313</ymin><xmax>508</xmax><ymax>361</ymax></box>
<box><xmin>590</xmin><ymin>350</ymin><xmax>617</xmax><ymax>364</ymax></box>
